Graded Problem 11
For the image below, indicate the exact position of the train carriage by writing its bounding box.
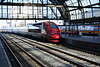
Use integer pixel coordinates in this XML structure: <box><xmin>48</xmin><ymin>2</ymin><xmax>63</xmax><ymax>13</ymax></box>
<box><xmin>58</xmin><ymin>24</ymin><xmax>99</xmax><ymax>36</ymax></box>
<box><xmin>0</xmin><ymin>21</ymin><xmax>61</xmax><ymax>42</ymax></box>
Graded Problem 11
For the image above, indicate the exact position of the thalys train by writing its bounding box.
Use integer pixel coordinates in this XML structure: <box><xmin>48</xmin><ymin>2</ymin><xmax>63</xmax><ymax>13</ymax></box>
<box><xmin>0</xmin><ymin>21</ymin><xmax>61</xmax><ymax>42</ymax></box>
<box><xmin>58</xmin><ymin>24</ymin><xmax>99</xmax><ymax>36</ymax></box>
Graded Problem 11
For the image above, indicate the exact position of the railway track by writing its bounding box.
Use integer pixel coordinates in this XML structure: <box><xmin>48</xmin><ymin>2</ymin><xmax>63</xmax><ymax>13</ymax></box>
<box><xmin>0</xmin><ymin>35</ymin><xmax>23</xmax><ymax>67</ymax></box>
<box><xmin>2</xmin><ymin>34</ymin><xmax>74</xmax><ymax>67</ymax></box>
<box><xmin>0</xmin><ymin>34</ymin><xmax>45</xmax><ymax>67</ymax></box>
<box><xmin>1</xmin><ymin>33</ymin><xmax>100</xmax><ymax>67</ymax></box>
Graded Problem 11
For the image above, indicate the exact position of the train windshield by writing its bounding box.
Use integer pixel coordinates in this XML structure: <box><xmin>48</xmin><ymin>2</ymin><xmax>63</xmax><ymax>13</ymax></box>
<box><xmin>49</xmin><ymin>25</ymin><xmax>58</xmax><ymax>29</ymax></box>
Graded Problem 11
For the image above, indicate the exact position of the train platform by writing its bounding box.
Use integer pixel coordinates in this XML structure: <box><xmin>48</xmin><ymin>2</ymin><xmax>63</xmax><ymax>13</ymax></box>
<box><xmin>62</xmin><ymin>34</ymin><xmax>100</xmax><ymax>44</ymax></box>
<box><xmin>61</xmin><ymin>34</ymin><xmax>100</xmax><ymax>51</ymax></box>
<box><xmin>0</xmin><ymin>39</ymin><xmax>11</xmax><ymax>67</ymax></box>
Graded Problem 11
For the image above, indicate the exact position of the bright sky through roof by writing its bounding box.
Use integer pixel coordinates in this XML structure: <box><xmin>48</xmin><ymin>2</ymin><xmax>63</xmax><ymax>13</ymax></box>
<box><xmin>0</xmin><ymin>0</ymin><xmax>100</xmax><ymax>27</ymax></box>
<box><xmin>0</xmin><ymin>0</ymin><xmax>62</xmax><ymax>27</ymax></box>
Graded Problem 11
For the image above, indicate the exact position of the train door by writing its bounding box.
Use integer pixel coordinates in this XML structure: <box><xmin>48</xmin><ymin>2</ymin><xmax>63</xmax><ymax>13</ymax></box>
<box><xmin>41</xmin><ymin>23</ymin><xmax>46</xmax><ymax>35</ymax></box>
<box><xmin>41</xmin><ymin>23</ymin><xmax>47</xmax><ymax>39</ymax></box>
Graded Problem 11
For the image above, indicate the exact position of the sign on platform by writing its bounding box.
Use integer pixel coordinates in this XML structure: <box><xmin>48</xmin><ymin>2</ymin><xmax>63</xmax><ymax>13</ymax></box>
<box><xmin>99</xmin><ymin>25</ymin><xmax>100</xmax><ymax>38</ymax></box>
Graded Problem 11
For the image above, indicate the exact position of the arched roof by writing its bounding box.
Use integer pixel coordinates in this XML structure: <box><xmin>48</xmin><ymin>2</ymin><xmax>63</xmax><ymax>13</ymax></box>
<box><xmin>0</xmin><ymin>0</ymin><xmax>100</xmax><ymax>24</ymax></box>
<box><xmin>50</xmin><ymin>0</ymin><xmax>100</xmax><ymax>23</ymax></box>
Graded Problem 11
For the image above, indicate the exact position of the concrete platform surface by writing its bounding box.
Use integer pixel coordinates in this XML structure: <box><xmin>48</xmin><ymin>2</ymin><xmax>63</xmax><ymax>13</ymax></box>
<box><xmin>62</xmin><ymin>34</ymin><xmax>100</xmax><ymax>44</ymax></box>
<box><xmin>0</xmin><ymin>39</ymin><xmax>11</xmax><ymax>67</ymax></box>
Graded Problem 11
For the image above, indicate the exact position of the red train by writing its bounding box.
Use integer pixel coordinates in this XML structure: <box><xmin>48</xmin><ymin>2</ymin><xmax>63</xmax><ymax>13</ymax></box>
<box><xmin>0</xmin><ymin>21</ymin><xmax>62</xmax><ymax>42</ymax></box>
<box><xmin>33</xmin><ymin>21</ymin><xmax>62</xmax><ymax>42</ymax></box>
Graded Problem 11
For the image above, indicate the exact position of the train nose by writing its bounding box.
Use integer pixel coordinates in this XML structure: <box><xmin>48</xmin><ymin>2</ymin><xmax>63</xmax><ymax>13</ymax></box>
<box><xmin>51</xmin><ymin>34</ymin><xmax>61</xmax><ymax>39</ymax></box>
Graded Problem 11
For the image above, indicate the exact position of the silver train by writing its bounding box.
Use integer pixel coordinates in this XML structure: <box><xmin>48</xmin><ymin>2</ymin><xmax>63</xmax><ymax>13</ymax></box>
<box><xmin>0</xmin><ymin>25</ymin><xmax>42</xmax><ymax>37</ymax></box>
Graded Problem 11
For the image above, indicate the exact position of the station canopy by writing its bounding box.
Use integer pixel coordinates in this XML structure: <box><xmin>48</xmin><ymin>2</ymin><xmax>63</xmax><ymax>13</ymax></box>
<box><xmin>63</xmin><ymin>0</ymin><xmax>100</xmax><ymax>23</ymax></box>
<box><xmin>0</xmin><ymin>0</ymin><xmax>100</xmax><ymax>23</ymax></box>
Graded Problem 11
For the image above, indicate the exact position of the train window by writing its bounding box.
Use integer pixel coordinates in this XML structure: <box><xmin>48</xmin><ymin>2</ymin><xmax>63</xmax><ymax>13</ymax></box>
<box><xmin>49</xmin><ymin>25</ymin><xmax>58</xmax><ymax>29</ymax></box>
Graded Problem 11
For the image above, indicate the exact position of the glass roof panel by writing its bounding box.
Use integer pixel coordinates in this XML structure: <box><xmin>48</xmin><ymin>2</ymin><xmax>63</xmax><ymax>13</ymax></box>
<box><xmin>81</xmin><ymin>0</ymin><xmax>90</xmax><ymax>6</ymax></box>
<box><xmin>65</xmin><ymin>0</ymin><xmax>100</xmax><ymax>20</ymax></box>
<box><xmin>91</xmin><ymin>0</ymin><xmax>99</xmax><ymax>4</ymax></box>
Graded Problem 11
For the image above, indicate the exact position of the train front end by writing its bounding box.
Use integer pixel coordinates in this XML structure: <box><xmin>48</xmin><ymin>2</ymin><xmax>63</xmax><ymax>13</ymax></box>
<box><xmin>50</xmin><ymin>29</ymin><xmax>61</xmax><ymax>42</ymax></box>
<box><xmin>47</xmin><ymin>22</ymin><xmax>62</xmax><ymax>42</ymax></box>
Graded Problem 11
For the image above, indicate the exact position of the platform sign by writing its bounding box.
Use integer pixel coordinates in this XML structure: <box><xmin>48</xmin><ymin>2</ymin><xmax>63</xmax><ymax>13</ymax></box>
<box><xmin>99</xmin><ymin>25</ymin><xmax>100</xmax><ymax>38</ymax></box>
